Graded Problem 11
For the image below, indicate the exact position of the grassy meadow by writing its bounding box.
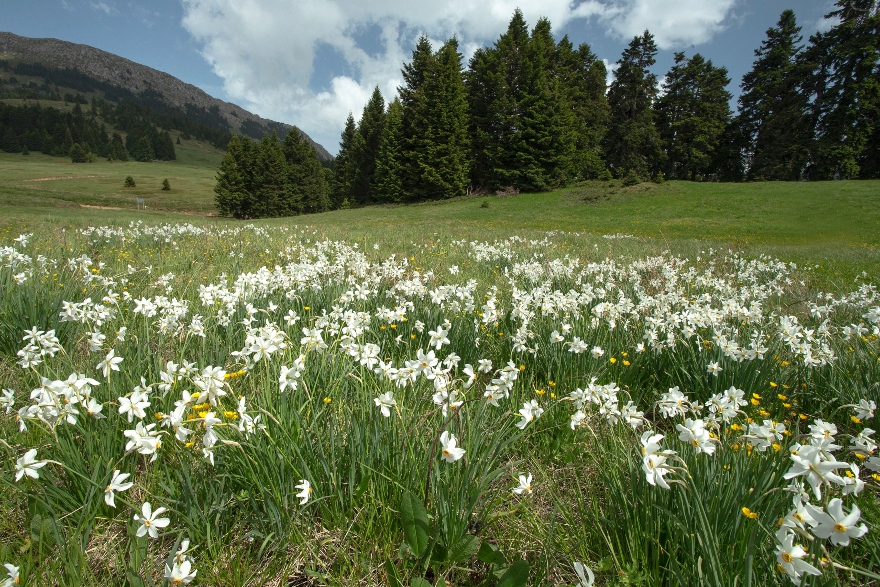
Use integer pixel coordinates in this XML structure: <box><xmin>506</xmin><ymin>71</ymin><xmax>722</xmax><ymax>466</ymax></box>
<box><xmin>0</xmin><ymin>153</ymin><xmax>879</xmax><ymax>587</ymax></box>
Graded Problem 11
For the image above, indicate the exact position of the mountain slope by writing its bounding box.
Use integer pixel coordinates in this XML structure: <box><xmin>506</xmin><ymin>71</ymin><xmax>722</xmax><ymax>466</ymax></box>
<box><xmin>0</xmin><ymin>31</ymin><xmax>331</xmax><ymax>160</ymax></box>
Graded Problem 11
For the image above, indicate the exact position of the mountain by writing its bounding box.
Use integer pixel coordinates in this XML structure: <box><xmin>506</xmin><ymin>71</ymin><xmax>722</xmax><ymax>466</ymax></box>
<box><xmin>0</xmin><ymin>31</ymin><xmax>332</xmax><ymax>160</ymax></box>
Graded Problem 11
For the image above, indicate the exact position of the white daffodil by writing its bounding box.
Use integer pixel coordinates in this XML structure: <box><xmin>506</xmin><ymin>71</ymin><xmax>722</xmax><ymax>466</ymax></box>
<box><xmin>573</xmin><ymin>562</ymin><xmax>595</xmax><ymax>587</ymax></box>
<box><xmin>134</xmin><ymin>502</ymin><xmax>170</xmax><ymax>539</ymax></box>
<box><xmin>164</xmin><ymin>559</ymin><xmax>197</xmax><ymax>584</ymax></box>
<box><xmin>96</xmin><ymin>349</ymin><xmax>123</xmax><ymax>378</ymax></box>
<box><xmin>805</xmin><ymin>498</ymin><xmax>868</xmax><ymax>547</ymax></box>
<box><xmin>676</xmin><ymin>418</ymin><xmax>715</xmax><ymax>455</ymax></box>
<box><xmin>774</xmin><ymin>531</ymin><xmax>820</xmax><ymax>585</ymax></box>
<box><xmin>855</xmin><ymin>399</ymin><xmax>876</xmax><ymax>421</ymax></box>
<box><xmin>15</xmin><ymin>448</ymin><xmax>47</xmax><ymax>482</ymax></box>
<box><xmin>1</xmin><ymin>563</ymin><xmax>20</xmax><ymax>587</ymax></box>
<box><xmin>295</xmin><ymin>479</ymin><xmax>312</xmax><ymax>505</ymax></box>
<box><xmin>642</xmin><ymin>452</ymin><xmax>672</xmax><ymax>489</ymax></box>
<box><xmin>516</xmin><ymin>399</ymin><xmax>544</xmax><ymax>430</ymax></box>
<box><xmin>783</xmin><ymin>445</ymin><xmax>848</xmax><ymax>499</ymax></box>
<box><xmin>374</xmin><ymin>391</ymin><xmax>396</xmax><ymax>417</ymax></box>
<box><xmin>439</xmin><ymin>430</ymin><xmax>465</xmax><ymax>463</ymax></box>
<box><xmin>104</xmin><ymin>470</ymin><xmax>134</xmax><ymax>508</ymax></box>
<box><xmin>512</xmin><ymin>473</ymin><xmax>533</xmax><ymax>495</ymax></box>
<box><xmin>706</xmin><ymin>361</ymin><xmax>722</xmax><ymax>376</ymax></box>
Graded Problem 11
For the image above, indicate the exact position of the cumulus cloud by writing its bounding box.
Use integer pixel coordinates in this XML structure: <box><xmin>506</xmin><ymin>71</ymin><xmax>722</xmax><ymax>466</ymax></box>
<box><xmin>180</xmin><ymin>0</ymin><xmax>738</xmax><ymax>153</ymax></box>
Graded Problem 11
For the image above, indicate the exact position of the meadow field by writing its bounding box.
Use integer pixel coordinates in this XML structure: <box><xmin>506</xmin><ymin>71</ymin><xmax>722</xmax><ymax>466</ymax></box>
<box><xmin>0</xmin><ymin>153</ymin><xmax>879</xmax><ymax>586</ymax></box>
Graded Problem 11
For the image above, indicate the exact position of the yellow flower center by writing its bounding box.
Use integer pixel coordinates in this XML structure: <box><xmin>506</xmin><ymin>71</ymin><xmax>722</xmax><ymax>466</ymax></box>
<box><xmin>834</xmin><ymin>523</ymin><xmax>847</xmax><ymax>533</ymax></box>
<box><xmin>781</xmin><ymin>552</ymin><xmax>793</xmax><ymax>563</ymax></box>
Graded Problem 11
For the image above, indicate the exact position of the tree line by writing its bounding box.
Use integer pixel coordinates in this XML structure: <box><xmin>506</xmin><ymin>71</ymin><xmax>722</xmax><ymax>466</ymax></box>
<box><xmin>326</xmin><ymin>3</ymin><xmax>878</xmax><ymax>204</ymax></box>
<box><xmin>0</xmin><ymin>100</ymin><xmax>175</xmax><ymax>162</ymax></box>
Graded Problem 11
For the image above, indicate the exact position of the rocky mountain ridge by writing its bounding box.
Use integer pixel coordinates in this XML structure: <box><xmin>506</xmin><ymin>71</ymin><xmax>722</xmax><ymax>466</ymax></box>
<box><xmin>0</xmin><ymin>31</ymin><xmax>331</xmax><ymax>160</ymax></box>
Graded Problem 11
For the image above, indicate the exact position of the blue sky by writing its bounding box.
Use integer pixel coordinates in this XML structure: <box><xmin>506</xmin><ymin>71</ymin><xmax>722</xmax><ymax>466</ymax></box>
<box><xmin>3</xmin><ymin>0</ymin><xmax>836</xmax><ymax>154</ymax></box>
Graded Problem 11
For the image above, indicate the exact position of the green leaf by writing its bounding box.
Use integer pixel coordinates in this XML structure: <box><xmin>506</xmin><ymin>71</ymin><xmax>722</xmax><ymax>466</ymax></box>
<box><xmin>411</xmin><ymin>578</ymin><xmax>432</xmax><ymax>587</ymax></box>
<box><xmin>477</xmin><ymin>542</ymin><xmax>507</xmax><ymax>567</ymax></box>
<box><xmin>400</xmin><ymin>491</ymin><xmax>430</xmax><ymax>558</ymax></box>
<box><xmin>430</xmin><ymin>543</ymin><xmax>448</xmax><ymax>563</ymax></box>
<box><xmin>385</xmin><ymin>557</ymin><xmax>403</xmax><ymax>587</ymax></box>
<box><xmin>448</xmin><ymin>535</ymin><xmax>480</xmax><ymax>563</ymax></box>
<box><xmin>497</xmin><ymin>560</ymin><xmax>530</xmax><ymax>587</ymax></box>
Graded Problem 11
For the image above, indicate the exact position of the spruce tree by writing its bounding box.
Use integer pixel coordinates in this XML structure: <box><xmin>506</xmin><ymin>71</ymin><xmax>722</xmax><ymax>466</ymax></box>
<box><xmin>810</xmin><ymin>1</ymin><xmax>880</xmax><ymax>178</ymax></box>
<box><xmin>555</xmin><ymin>37</ymin><xmax>609</xmax><ymax>179</ymax></box>
<box><xmin>351</xmin><ymin>87</ymin><xmax>386</xmax><ymax>205</ymax></box>
<box><xmin>132</xmin><ymin>136</ymin><xmax>154</xmax><ymax>162</ymax></box>
<box><xmin>656</xmin><ymin>53</ymin><xmax>732</xmax><ymax>180</ymax></box>
<box><xmin>466</xmin><ymin>46</ymin><xmax>505</xmax><ymax>189</ymax></box>
<box><xmin>214</xmin><ymin>136</ymin><xmax>253</xmax><ymax>218</ymax></box>
<box><xmin>283</xmin><ymin>127</ymin><xmax>330</xmax><ymax>214</ymax></box>
<box><xmin>418</xmin><ymin>37</ymin><xmax>470</xmax><ymax>199</ymax></box>
<box><xmin>372</xmin><ymin>98</ymin><xmax>405</xmax><ymax>202</ymax></box>
<box><xmin>254</xmin><ymin>131</ymin><xmax>290</xmax><ymax>217</ymax></box>
<box><xmin>737</xmin><ymin>10</ymin><xmax>812</xmax><ymax>181</ymax></box>
<box><xmin>399</xmin><ymin>35</ymin><xmax>436</xmax><ymax>200</ymax></box>
<box><xmin>331</xmin><ymin>113</ymin><xmax>361</xmax><ymax>208</ymax></box>
<box><xmin>603</xmin><ymin>31</ymin><xmax>662</xmax><ymax>179</ymax></box>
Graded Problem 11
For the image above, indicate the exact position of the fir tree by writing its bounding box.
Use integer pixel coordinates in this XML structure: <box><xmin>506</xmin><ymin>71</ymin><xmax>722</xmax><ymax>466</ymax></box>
<box><xmin>132</xmin><ymin>135</ymin><xmax>154</xmax><ymax>162</ymax></box>
<box><xmin>283</xmin><ymin>127</ymin><xmax>330</xmax><ymax>214</ymax></box>
<box><xmin>400</xmin><ymin>35</ymin><xmax>436</xmax><ymax>200</ymax></box>
<box><xmin>737</xmin><ymin>10</ymin><xmax>812</xmax><ymax>180</ymax></box>
<box><xmin>351</xmin><ymin>87</ymin><xmax>386</xmax><ymax>204</ymax></box>
<box><xmin>656</xmin><ymin>53</ymin><xmax>732</xmax><ymax>180</ymax></box>
<box><xmin>810</xmin><ymin>1</ymin><xmax>880</xmax><ymax>178</ymax></box>
<box><xmin>372</xmin><ymin>98</ymin><xmax>405</xmax><ymax>202</ymax></box>
<box><xmin>107</xmin><ymin>133</ymin><xmax>128</xmax><ymax>161</ymax></box>
<box><xmin>603</xmin><ymin>31</ymin><xmax>662</xmax><ymax>179</ymax></box>
<box><xmin>331</xmin><ymin>113</ymin><xmax>362</xmax><ymax>208</ymax></box>
<box><xmin>214</xmin><ymin>136</ymin><xmax>254</xmax><ymax>218</ymax></box>
<box><xmin>254</xmin><ymin>131</ymin><xmax>290</xmax><ymax>217</ymax></box>
<box><xmin>555</xmin><ymin>37</ymin><xmax>609</xmax><ymax>179</ymax></box>
<box><xmin>466</xmin><ymin>46</ymin><xmax>505</xmax><ymax>188</ymax></box>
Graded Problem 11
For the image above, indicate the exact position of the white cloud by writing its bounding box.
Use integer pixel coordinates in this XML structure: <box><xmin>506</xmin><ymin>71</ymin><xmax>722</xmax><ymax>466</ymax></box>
<box><xmin>90</xmin><ymin>0</ymin><xmax>117</xmax><ymax>15</ymax></box>
<box><xmin>180</xmin><ymin>0</ymin><xmax>738</xmax><ymax>154</ymax></box>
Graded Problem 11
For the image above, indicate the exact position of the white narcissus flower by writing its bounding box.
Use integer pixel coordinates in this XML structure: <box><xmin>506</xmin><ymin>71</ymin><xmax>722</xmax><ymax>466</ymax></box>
<box><xmin>855</xmin><ymin>399</ymin><xmax>875</xmax><ymax>421</ymax></box>
<box><xmin>164</xmin><ymin>559</ymin><xmax>197</xmax><ymax>584</ymax></box>
<box><xmin>15</xmin><ymin>448</ymin><xmax>47</xmax><ymax>482</ymax></box>
<box><xmin>96</xmin><ymin>349</ymin><xmax>123</xmax><ymax>378</ymax></box>
<box><xmin>439</xmin><ymin>430</ymin><xmax>465</xmax><ymax>463</ymax></box>
<box><xmin>295</xmin><ymin>479</ymin><xmax>312</xmax><ymax>505</ymax></box>
<box><xmin>133</xmin><ymin>502</ymin><xmax>170</xmax><ymax>539</ymax></box>
<box><xmin>573</xmin><ymin>562</ymin><xmax>595</xmax><ymax>587</ymax></box>
<box><xmin>805</xmin><ymin>498</ymin><xmax>868</xmax><ymax>547</ymax></box>
<box><xmin>374</xmin><ymin>391</ymin><xmax>396</xmax><ymax>417</ymax></box>
<box><xmin>706</xmin><ymin>361</ymin><xmax>722</xmax><ymax>376</ymax></box>
<box><xmin>516</xmin><ymin>400</ymin><xmax>544</xmax><ymax>430</ymax></box>
<box><xmin>783</xmin><ymin>445</ymin><xmax>848</xmax><ymax>499</ymax></box>
<box><xmin>676</xmin><ymin>418</ymin><xmax>715</xmax><ymax>455</ymax></box>
<box><xmin>512</xmin><ymin>473</ymin><xmax>533</xmax><ymax>495</ymax></box>
<box><xmin>104</xmin><ymin>470</ymin><xmax>134</xmax><ymax>508</ymax></box>
<box><xmin>774</xmin><ymin>531</ymin><xmax>820</xmax><ymax>585</ymax></box>
<box><xmin>2</xmin><ymin>563</ymin><xmax>20</xmax><ymax>587</ymax></box>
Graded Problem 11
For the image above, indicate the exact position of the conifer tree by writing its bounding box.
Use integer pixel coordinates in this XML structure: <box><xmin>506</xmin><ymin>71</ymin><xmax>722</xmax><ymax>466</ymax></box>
<box><xmin>214</xmin><ymin>135</ymin><xmax>254</xmax><ymax>218</ymax></box>
<box><xmin>418</xmin><ymin>37</ymin><xmax>471</xmax><ymax>199</ymax></box>
<box><xmin>331</xmin><ymin>113</ymin><xmax>362</xmax><ymax>208</ymax></box>
<box><xmin>400</xmin><ymin>35</ymin><xmax>436</xmax><ymax>200</ymax></box>
<box><xmin>737</xmin><ymin>10</ymin><xmax>812</xmax><ymax>180</ymax></box>
<box><xmin>603</xmin><ymin>31</ymin><xmax>662</xmax><ymax>179</ymax></box>
<box><xmin>656</xmin><ymin>53</ymin><xmax>732</xmax><ymax>180</ymax></box>
<box><xmin>555</xmin><ymin>37</ymin><xmax>609</xmax><ymax>179</ymax></box>
<box><xmin>466</xmin><ymin>46</ymin><xmax>505</xmax><ymax>188</ymax></box>
<box><xmin>351</xmin><ymin>87</ymin><xmax>386</xmax><ymax>204</ymax></box>
<box><xmin>283</xmin><ymin>127</ymin><xmax>330</xmax><ymax>213</ymax></box>
<box><xmin>132</xmin><ymin>135</ymin><xmax>154</xmax><ymax>162</ymax></box>
<box><xmin>254</xmin><ymin>131</ymin><xmax>290</xmax><ymax>217</ymax></box>
<box><xmin>107</xmin><ymin>132</ymin><xmax>128</xmax><ymax>161</ymax></box>
<box><xmin>372</xmin><ymin>98</ymin><xmax>405</xmax><ymax>202</ymax></box>
<box><xmin>810</xmin><ymin>1</ymin><xmax>880</xmax><ymax>178</ymax></box>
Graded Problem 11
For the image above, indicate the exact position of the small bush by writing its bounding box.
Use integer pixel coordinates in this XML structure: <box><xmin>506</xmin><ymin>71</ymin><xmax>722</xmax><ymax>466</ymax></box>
<box><xmin>495</xmin><ymin>186</ymin><xmax>519</xmax><ymax>198</ymax></box>
<box><xmin>598</xmin><ymin>169</ymin><xmax>613</xmax><ymax>182</ymax></box>
<box><xmin>162</xmin><ymin>179</ymin><xmax>171</xmax><ymax>191</ymax></box>
<box><xmin>622</xmin><ymin>170</ymin><xmax>641</xmax><ymax>187</ymax></box>
<box><xmin>653</xmin><ymin>171</ymin><xmax>665</xmax><ymax>184</ymax></box>
<box><xmin>69</xmin><ymin>143</ymin><xmax>88</xmax><ymax>163</ymax></box>
<box><xmin>339</xmin><ymin>198</ymin><xmax>351</xmax><ymax>210</ymax></box>
<box><xmin>21</xmin><ymin>145</ymin><xmax>29</xmax><ymax>156</ymax></box>
<box><xmin>481</xmin><ymin>200</ymin><xmax>489</xmax><ymax>208</ymax></box>
<box><xmin>124</xmin><ymin>175</ymin><xmax>136</xmax><ymax>188</ymax></box>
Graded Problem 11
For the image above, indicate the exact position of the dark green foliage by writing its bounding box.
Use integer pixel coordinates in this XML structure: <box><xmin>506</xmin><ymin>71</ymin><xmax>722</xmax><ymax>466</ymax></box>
<box><xmin>656</xmin><ymin>53</ymin><xmax>733</xmax><ymax>180</ymax></box>
<box><xmin>107</xmin><ymin>133</ymin><xmax>128</xmax><ymax>161</ymax></box>
<box><xmin>372</xmin><ymin>98</ymin><xmax>405</xmax><ymax>203</ymax></box>
<box><xmin>283</xmin><ymin>127</ymin><xmax>330</xmax><ymax>213</ymax></box>
<box><xmin>21</xmin><ymin>145</ymin><xmax>29</xmax><ymax>156</ymax></box>
<box><xmin>603</xmin><ymin>31</ymin><xmax>663</xmax><ymax>179</ymax></box>
<box><xmin>622</xmin><ymin>170</ymin><xmax>642</xmax><ymax>186</ymax></box>
<box><xmin>131</xmin><ymin>135</ymin><xmax>154</xmax><ymax>162</ymax></box>
<box><xmin>69</xmin><ymin>143</ymin><xmax>89</xmax><ymax>163</ymax></box>
<box><xmin>215</xmin><ymin>130</ymin><xmax>329</xmax><ymax>219</ymax></box>
<box><xmin>808</xmin><ymin>1</ymin><xmax>880</xmax><ymax>179</ymax></box>
<box><xmin>350</xmin><ymin>87</ymin><xmax>386</xmax><ymax>205</ymax></box>
<box><xmin>737</xmin><ymin>10</ymin><xmax>812</xmax><ymax>180</ymax></box>
<box><xmin>162</xmin><ymin>178</ymin><xmax>171</xmax><ymax>191</ymax></box>
<box><xmin>124</xmin><ymin>175</ymin><xmax>136</xmax><ymax>188</ymax></box>
<box><xmin>331</xmin><ymin>113</ymin><xmax>362</xmax><ymax>208</ymax></box>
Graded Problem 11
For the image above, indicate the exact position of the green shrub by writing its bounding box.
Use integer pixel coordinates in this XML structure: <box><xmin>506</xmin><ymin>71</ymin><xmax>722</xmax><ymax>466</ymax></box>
<box><xmin>162</xmin><ymin>179</ymin><xmax>171</xmax><ymax>191</ymax></box>
<box><xmin>124</xmin><ymin>175</ymin><xmax>136</xmax><ymax>188</ymax></box>
<box><xmin>622</xmin><ymin>170</ymin><xmax>641</xmax><ymax>187</ymax></box>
